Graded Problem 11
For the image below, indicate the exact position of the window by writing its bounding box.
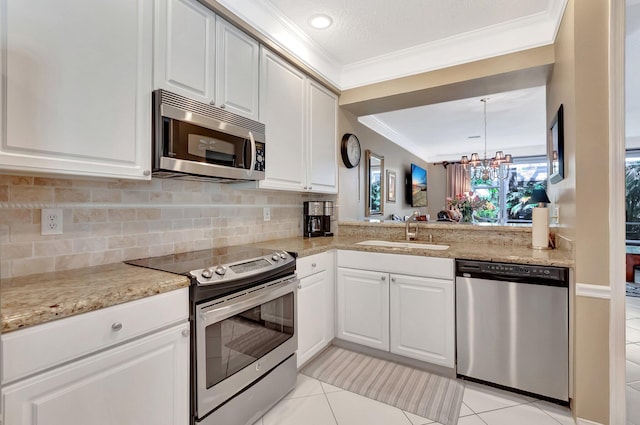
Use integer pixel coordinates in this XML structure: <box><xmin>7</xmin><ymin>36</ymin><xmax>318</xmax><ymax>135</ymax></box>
<box><xmin>471</xmin><ymin>156</ymin><xmax>548</xmax><ymax>224</ymax></box>
<box><xmin>626</xmin><ymin>151</ymin><xmax>640</xmax><ymax>243</ymax></box>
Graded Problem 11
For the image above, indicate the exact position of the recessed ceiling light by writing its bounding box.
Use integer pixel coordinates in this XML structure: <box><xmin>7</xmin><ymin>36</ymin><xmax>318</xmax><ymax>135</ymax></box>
<box><xmin>308</xmin><ymin>14</ymin><xmax>333</xmax><ymax>30</ymax></box>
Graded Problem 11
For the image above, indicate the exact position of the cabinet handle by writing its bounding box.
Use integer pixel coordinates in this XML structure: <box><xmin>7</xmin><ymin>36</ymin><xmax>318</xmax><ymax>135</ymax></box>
<box><xmin>209</xmin><ymin>100</ymin><xmax>215</xmax><ymax>106</ymax></box>
<box><xmin>391</xmin><ymin>277</ymin><xmax>396</xmax><ymax>283</ymax></box>
<box><xmin>311</xmin><ymin>263</ymin><xmax>316</xmax><ymax>268</ymax></box>
<box><xmin>381</xmin><ymin>276</ymin><xmax>386</xmax><ymax>281</ymax></box>
<box><xmin>143</xmin><ymin>169</ymin><xmax>151</xmax><ymax>176</ymax></box>
<box><xmin>111</xmin><ymin>322</ymin><xmax>123</xmax><ymax>331</ymax></box>
<box><xmin>298</xmin><ymin>284</ymin><xmax>302</xmax><ymax>289</ymax></box>
<box><xmin>182</xmin><ymin>329</ymin><xmax>190</xmax><ymax>337</ymax></box>
<box><xmin>220</xmin><ymin>104</ymin><xmax>226</xmax><ymax>109</ymax></box>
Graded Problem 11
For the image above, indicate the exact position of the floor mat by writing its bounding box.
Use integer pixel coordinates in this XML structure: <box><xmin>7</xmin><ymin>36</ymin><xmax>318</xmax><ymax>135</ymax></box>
<box><xmin>301</xmin><ymin>346</ymin><xmax>464</xmax><ymax>425</ymax></box>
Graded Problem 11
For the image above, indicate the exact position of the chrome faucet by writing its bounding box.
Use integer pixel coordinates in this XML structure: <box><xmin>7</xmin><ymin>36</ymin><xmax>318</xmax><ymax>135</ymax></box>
<box><xmin>405</xmin><ymin>211</ymin><xmax>419</xmax><ymax>241</ymax></box>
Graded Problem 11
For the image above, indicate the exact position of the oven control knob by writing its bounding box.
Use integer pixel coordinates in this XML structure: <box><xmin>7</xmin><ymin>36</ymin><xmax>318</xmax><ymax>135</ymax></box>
<box><xmin>271</xmin><ymin>254</ymin><xmax>280</xmax><ymax>262</ymax></box>
<box><xmin>201</xmin><ymin>268</ymin><xmax>214</xmax><ymax>278</ymax></box>
<box><xmin>279</xmin><ymin>252</ymin><xmax>287</xmax><ymax>259</ymax></box>
<box><xmin>215</xmin><ymin>266</ymin><xmax>227</xmax><ymax>276</ymax></box>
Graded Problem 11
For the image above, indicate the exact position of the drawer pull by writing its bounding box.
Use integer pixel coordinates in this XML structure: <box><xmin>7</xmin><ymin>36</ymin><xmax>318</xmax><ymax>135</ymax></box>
<box><xmin>182</xmin><ymin>329</ymin><xmax>190</xmax><ymax>337</ymax></box>
<box><xmin>311</xmin><ymin>263</ymin><xmax>317</xmax><ymax>268</ymax></box>
<box><xmin>298</xmin><ymin>284</ymin><xmax>302</xmax><ymax>289</ymax></box>
<box><xmin>381</xmin><ymin>276</ymin><xmax>386</xmax><ymax>281</ymax></box>
<box><xmin>111</xmin><ymin>322</ymin><xmax>123</xmax><ymax>331</ymax></box>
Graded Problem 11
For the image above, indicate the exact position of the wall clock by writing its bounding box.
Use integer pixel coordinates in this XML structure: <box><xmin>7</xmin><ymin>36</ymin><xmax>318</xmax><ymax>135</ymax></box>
<box><xmin>340</xmin><ymin>133</ymin><xmax>361</xmax><ymax>169</ymax></box>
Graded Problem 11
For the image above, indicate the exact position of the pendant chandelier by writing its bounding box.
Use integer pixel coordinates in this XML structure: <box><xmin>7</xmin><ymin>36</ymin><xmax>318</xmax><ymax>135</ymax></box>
<box><xmin>460</xmin><ymin>98</ymin><xmax>512</xmax><ymax>183</ymax></box>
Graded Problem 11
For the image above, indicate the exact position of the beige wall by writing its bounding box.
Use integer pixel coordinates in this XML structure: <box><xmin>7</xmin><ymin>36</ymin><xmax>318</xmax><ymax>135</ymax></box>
<box><xmin>546</xmin><ymin>0</ymin><xmax>611</xmax><ymax>423</ymax></box>
<box><xmin>337</xmin><ymin>108</ymin><xmax>446</xmax><ymax>221</ymax></box>
<box><xmin>0</xmin><ymin>175</ymin><xmax>335</xmax><ymax>279</ymax></box>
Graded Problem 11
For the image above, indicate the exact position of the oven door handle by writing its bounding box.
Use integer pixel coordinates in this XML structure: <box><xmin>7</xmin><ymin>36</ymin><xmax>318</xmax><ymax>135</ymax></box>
<box><xmin>198</xmin><ymin>277</ymin><xmax>298</xmax><ymax>324</ymax></box>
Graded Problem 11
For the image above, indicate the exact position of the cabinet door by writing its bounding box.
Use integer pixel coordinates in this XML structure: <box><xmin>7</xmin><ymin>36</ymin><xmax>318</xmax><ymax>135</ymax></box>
<box><xmin>297</xmin><ymin>269</ymin><xmax>331</xmax><ymax>367</ymax></box>
<box><xmin>307</xmin><ymin>81</ymin><xmax>338</xmax><ymax>194</ymax></box>
<box><xmin>215</xmin><ymin>18</ymin><xmax>259</xmax><ymax>120</ymax></box>
<box><xmin>258</xmin><ymin>48</ymin><xmax>306</xmax><ymax>191</ymax></box>
<box><xmin>2</xmin><ymin>322</ymin><xmax>190</xmax><ymax>425</ymax></box>
<box><xmin>336</xmin><ymin>268</ymin><xmax>389</xmax><ymax>351</ymax></box>
<box><xmin>390</xmin><ymin>274</ymin><xmax>454</xmax><ymax>367</ymax></box>
<box><xmin>155</xmin><ymin>0</ymin><xmax>215</xmax><ymax>103</ymax></box>
<box><xmin>0</xmin><ymin>0</ymin><xmax>153</xmax><ymax>180</ymax></box>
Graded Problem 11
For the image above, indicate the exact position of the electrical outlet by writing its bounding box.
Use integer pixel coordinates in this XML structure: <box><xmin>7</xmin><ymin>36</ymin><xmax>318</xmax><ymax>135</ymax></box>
<box><xmin>41</xmin><ymin>208</ymin><xmax>63</xmax><ymax>235</ymax></box>
<box><xmin>263</xmin><ymin>207</ymin><xmax>271</xmax><ymax>222</ymax></box>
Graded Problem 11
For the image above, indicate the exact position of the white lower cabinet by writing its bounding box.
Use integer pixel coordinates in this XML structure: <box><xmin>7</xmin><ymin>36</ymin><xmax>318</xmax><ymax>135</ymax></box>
<box><xmin>1</xmin><ymin>289</ymin><xmax>190</xmax><ymax>425</ymax></box>
<box><xmin>296</xmin><ymin>252</ymin><xmax>335</xmax><ymax>367</ymax></box>
<box><xmin>390</xmin><ymin>274</ymin><xmax>454</xmax><ymax>366</ymax></box>
<box><xmin>336</xmin><ymin>251</ymin><xmax>455</xmax><ymax>368</ymax></box>
<box><xmin>336</xmin><ymin>267</ymin><xmax>390</xmax><ymax>351</ymax></box>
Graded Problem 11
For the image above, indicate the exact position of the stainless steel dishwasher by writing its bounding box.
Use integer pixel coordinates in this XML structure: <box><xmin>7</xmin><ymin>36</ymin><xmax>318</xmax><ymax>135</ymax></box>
<box><xmin>456</xmin><ymin>259</ymin><xmax>569</xmax><ymax>403</ymax></box>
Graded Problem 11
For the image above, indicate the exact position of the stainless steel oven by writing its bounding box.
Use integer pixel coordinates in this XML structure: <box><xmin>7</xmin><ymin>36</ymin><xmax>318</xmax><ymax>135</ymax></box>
<box><xmin>125</xmin><ymin>246</ymin><xmax>298</xmax><ymax>425</ymax></box>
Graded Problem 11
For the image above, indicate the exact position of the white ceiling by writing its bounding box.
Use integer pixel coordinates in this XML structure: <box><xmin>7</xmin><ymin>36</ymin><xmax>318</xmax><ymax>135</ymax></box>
<box><xmin>359</xmin><ymin>86</ymin><xmax>548</xmax><ymax>163</ymax></box>
<box><xmin>267</xmin><ymin>0</ymin><xmax>549</xmax><ymax>65</ymax></box>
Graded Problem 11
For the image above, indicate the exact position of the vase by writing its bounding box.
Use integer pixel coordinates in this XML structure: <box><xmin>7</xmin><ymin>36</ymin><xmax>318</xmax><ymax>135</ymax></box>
<box><xmin>460</xmin><ymin>208</ymin><xmax>473</xmax><ymax>223</ymax></box>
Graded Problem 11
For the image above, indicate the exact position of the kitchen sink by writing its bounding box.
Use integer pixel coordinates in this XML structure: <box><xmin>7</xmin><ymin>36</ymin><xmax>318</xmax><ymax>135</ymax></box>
<box><xmin>356</xmin><ymin>240</ymin><xmax>450</xmax><ymax>250</ymax></box>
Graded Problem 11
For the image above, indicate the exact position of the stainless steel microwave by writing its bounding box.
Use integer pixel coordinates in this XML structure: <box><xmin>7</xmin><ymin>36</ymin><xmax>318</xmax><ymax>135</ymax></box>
<box><xmin>152</xmin><ymin>90</ymin><xmax>265</xmax><ymax>181</ymax></box>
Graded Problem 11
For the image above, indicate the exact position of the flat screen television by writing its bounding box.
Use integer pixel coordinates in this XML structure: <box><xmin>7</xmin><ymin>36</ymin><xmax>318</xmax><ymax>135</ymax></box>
<box><xmin>406</xmin><ymin>163</ymin><xmax>427</xmax><ymax>207</ymax></box>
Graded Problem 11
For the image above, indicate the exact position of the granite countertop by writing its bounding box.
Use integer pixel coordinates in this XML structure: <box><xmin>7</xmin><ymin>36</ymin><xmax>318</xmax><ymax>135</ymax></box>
<box><xmin>250</xmin><ymin>236</ymin><xmax>574</xmax><ymax>267</ymax></box>
<box><xmin>1</xmin><ymin>263</ymin><xmax>190</xmax><ymax>334</ymax></box>
<box><xmin>1</xmin><ymin>235</ymin><xmax>573</xmax><ymax>334</ymax></box>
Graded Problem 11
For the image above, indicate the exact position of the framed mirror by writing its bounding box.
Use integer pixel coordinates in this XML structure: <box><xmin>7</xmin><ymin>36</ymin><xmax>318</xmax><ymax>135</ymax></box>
<box><xmin>365</xmin><ymin>150</ymin><xmax>384</xmax><ymax>216</ymax></box>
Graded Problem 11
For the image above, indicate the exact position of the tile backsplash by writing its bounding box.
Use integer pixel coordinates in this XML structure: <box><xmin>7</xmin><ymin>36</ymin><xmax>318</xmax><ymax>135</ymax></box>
<box><xmin>0</xmin><ymin>175</ymin><xmax>335</xmax><ymax>278</ymax></box>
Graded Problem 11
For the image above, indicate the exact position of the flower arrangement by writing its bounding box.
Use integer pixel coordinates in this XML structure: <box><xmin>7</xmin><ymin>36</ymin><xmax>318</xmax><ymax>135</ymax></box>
<box><xmin>446</xmin><ymin>192</ymin><xmax>492</xmax><ymax>223</ymax></box>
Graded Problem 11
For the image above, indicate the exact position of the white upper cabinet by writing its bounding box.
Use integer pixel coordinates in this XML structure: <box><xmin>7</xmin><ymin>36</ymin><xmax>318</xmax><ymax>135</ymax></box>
<box><xmin>215</xmin><ymin>18</ymin><xmax>260</xmax><ymax>120</ymax></box>
<box><xmin>259</xmin><ymin>47</ymin><xmax>338</xmax><ymax>193</ymax></box>
<box><xmin>155</xmin><ymin>0</ymin><xmax>260</xmax><ymax>120</ymax></box>
<box><xmin>154</xmin><ymin>0</ymin><xmax>215</xmax><ymax>102</ymax></box>
<box><xmin>0</xmin><ymin>0</ymin><xmax>153</xmax><ymax>180</ymax></box>
<box><xmin>307</xmin><ymin>81</ymin><xmax>338</xmax><ymax>193</ymax></box>
<box><xmin>259</xmin><ymin>48</ymin><xmax>307</xmax><ymax>191</ymax></box>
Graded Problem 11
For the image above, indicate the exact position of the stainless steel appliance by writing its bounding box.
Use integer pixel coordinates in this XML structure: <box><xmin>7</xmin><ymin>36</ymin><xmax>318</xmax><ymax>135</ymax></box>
<box><xmin>152</xmin><ymin>89</ymin><xmax>266</xmax><ymax>181</ymax></box>
<box><xmin>455</xmin><ymin>259</ymin><xmax>569</xmax><ymax>403</ymax></box>
<box><xmin>303</xmin><ymin>201</ymin><xmax>333</xmax><ymax>237</ymax></box>
<box><xmin>126</xmin><ymin>246</ymin><xmax>298</xmax><ymax>425</ymax></box>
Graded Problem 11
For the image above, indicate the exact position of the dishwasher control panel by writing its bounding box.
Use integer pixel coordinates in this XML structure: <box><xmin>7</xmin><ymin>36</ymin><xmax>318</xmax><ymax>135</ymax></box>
<box><xmin>456</xmin><ymin>259</ymin><xmax>569</xmax><ymax>285</ymax></box>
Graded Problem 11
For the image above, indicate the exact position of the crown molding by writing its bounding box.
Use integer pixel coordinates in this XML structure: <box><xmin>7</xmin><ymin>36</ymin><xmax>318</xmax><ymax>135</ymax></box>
<box><xmin>340</xmin><ymin>1</ymin><xmax>568</xmax><ymax>89</ymax></box>
<box><xmin>358</xmin><ymin>116</ymin><xmax>430</xmax><ymax>159</ymax></box>
<box><xmin>213</xmin><ymin>0</ymin><xmax>567</xmax><ymax>91</ymax></box>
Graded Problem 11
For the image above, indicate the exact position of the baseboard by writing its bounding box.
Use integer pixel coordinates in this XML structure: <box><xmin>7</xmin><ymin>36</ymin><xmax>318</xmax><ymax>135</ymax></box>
<box><xmin>576</xmin><ymin>418</ymin><xmax>604</xmax><ymax>425</ymax></box>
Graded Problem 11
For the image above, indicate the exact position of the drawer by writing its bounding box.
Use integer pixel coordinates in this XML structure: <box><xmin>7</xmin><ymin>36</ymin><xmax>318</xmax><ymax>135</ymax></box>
<box><xmin>2</xmin><ymin>287</ymin><xmax>188</xmax><ymax>385</ymax></box>
<box><xmin>297</xmin><ymin>252</ymin><xmax>330</xmax><ymax>279</ymax></box>
<box><xmin>337</xmin><ymin>250</ymin><xmax>454</xmax><ymax>280</ymax></box>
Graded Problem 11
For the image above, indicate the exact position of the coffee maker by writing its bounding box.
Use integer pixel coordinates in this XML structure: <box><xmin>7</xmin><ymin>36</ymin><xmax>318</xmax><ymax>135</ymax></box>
<box><xmin>303</xmin><ymin>201</ymin><xmax>333</xmax><ymax>237</ymax></box>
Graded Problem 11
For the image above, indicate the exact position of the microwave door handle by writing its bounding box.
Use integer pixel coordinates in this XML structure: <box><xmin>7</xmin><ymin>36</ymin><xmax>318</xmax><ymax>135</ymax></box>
<box><xmin>249</xmin><ymin>131</ymin><xmax>256</xmax><ymax>172</ymax></box>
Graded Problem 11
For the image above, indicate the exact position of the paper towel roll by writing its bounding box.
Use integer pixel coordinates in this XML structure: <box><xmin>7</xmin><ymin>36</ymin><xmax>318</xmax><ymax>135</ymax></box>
<box><xmin>532</xmin><ymin>207</ymin><xmax>549</xmax><ymax>249</ymax></box>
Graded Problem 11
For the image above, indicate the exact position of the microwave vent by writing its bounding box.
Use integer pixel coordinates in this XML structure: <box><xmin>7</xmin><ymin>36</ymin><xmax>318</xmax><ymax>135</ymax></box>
<box><xmin>158</xmin><ymin>90</ymin><xmax>265</xmax><ymax>138</ymax></box>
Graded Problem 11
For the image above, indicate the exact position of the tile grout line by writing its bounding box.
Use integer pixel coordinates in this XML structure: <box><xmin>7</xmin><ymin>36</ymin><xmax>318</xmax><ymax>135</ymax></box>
<box><xmin>320</xmin><ymin>381</ymin><xmax>341</xmax><ymax>425</ymax></box>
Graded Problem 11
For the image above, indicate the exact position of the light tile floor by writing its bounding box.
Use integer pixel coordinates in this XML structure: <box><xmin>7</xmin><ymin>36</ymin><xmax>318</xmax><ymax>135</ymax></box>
<box><xmin>627</xmin><ymin>295</ymin><xmax>640</xmax><ymax>425</ymax></box>
<box><xmin>252</xmin><ymin>366</ymin><xmax>575</xmax><ymax>425</ymax></box>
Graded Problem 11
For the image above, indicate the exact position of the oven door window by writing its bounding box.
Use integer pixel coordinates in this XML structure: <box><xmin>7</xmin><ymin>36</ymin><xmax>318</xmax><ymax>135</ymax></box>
<box><xmin>205</xmin><ymin>292</ymin><xmax>294</xmax><ymax>389</ymax></box>
<box><xmin>166</xmin><ymin>119</ymin><xmax>251</xmax><ymax>169</ymax></box>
